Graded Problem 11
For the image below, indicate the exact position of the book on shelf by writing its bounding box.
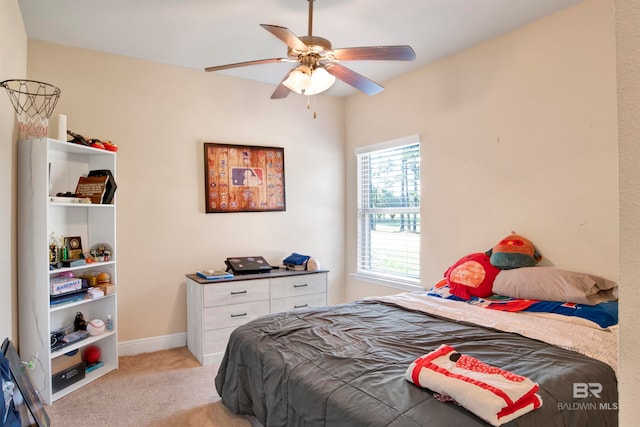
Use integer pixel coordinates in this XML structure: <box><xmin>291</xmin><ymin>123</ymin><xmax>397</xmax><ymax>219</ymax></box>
<box><xmin>283</xmin><ymin>263</ymin><xmax>307</xmax><ymax>271</ymax></box>
<box><xmin>282</xmin><ymin>253</ymin><xmax>309</xmax><ymax>271</ymax></box>
<box><xmin>50</xmin><ymin>277</ymin><xmax>83</xmax><ymax>295</ymax></box>
<box><xmin>85</xmin><ymin>361</ymin><xmax>104</xmax><ymax>374</ymax></box>
<box><xmin>61</xmin><ymin>258</ymin><xmax>87</xmax><ymax>268</ymax></box>
<box><xmin>50</xmin><ymin>289</ymin><xmax>87</xmax><ymax>307</ymax></box>
<box><xmin>86</xmin><ymin>287</ymin><xmax>104</xmax><ymax>299</ymax></box>
<box><xmin>50</xmin><ymin>330</ymin><xmax>89</xmax><ymax>352</ymax></box>
<box><xmin>196</xmin><ymin>268</ymin><xmax>234</xmax><ymax>280</ymax></box>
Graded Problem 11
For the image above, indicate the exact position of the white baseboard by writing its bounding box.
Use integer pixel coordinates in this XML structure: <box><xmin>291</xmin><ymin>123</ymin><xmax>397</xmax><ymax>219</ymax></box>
<box><xmin>118</xmin><ymin>332</ymin><xmax>187</xmax><ymax>356</ymax></box>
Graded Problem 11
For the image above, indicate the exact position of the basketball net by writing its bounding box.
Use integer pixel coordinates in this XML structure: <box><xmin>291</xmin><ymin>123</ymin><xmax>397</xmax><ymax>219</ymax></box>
<box><xmin>1</xmin><ymin>79</ymin><xmax>61</xmax><ymax>140</ymax></box>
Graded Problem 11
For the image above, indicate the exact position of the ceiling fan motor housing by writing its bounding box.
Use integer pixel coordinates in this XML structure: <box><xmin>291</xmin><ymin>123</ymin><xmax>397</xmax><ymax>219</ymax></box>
<box><xmin>290</xmin><ymin>36</ymin><xmax>331</xmax><ymax>69</ymax></box>
<box><xmin>294</xmin><ymin>36</ymin><xmax>332</xmax><ymax>54</ymax></box>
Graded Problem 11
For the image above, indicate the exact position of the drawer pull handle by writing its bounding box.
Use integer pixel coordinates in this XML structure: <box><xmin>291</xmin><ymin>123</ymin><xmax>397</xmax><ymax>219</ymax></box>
<box><xmin>294</xmin><ymin>304</ymin><xmax>308</xmax><ymax>308</ymax></box>
<box><xmin>230</xmin><ymin>313</ymin><xmax>247</xmax><ymax>318</ymax></box>
<box><xmin>294</xmin><ymin>284</ymin><xmax>308</xmax><ymax>288</ymax></box>
<box><xmin>230</xmin><ymin>290</ymin><xmax>247</xmax><ymax>295</ymax></box>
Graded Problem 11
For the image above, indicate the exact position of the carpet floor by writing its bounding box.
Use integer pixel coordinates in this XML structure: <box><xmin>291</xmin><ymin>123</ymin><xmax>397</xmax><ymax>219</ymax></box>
<box><xmin>45</xmin><ymin>347</ymin><xmax>252</xmax><ymax>426</ymax></box>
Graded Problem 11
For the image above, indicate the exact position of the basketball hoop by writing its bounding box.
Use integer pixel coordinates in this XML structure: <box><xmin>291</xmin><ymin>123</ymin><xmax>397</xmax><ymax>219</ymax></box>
<box><xmin>1</xmin><ymin>79</ymin><xmax>61</xmax><ymax>140</ymax></box>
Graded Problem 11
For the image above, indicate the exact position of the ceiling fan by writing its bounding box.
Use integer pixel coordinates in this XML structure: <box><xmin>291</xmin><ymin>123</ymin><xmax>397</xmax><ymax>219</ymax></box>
<box><xmin>204</xmin><ymin>0</ymin><xmax>416</xmax><ymax>99</ymax></box>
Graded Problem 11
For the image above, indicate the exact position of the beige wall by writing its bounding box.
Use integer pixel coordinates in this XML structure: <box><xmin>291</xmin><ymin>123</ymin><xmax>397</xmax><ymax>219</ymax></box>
<box><xmin>615</xmin><ymin>0</ymin><xmax>640</xmax><ymax>424</ymax></box>
<box><xmin>345</xmin><ymin>0</ymin><xmax>618</xmax><ymax>298</ymax></box>
<box><xmin>26</xmin><ymin>41</ymin><xmax>346</xmax><ymax>342</ymax></box>
<box><xmin>0</xmin><ymin>0</ymin><xmax>27</xmax><ymax>343</ymax></box>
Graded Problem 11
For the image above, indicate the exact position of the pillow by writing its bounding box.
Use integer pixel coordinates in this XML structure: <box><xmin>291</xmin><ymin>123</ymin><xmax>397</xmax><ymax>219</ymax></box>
<box><xmin>493</xmin><ymin>267</ymin><xmax>617</xmax><ymax>305</ymax></box>
<box><xmin>486</xmin><ymin>233</ymin><xmax>542</xmax><ymax>270</ymax></box>
<box><xmin>444</xmin><ymin>253</ymin><xmax>500</xmax><ymax>300</ymax></box>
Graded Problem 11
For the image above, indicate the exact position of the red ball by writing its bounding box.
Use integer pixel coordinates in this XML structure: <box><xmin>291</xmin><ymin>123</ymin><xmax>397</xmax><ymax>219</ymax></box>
<box><xmin>82</xmin><ymin>345</ymin><xmax>101</xmax><ymax>364</ymax></box>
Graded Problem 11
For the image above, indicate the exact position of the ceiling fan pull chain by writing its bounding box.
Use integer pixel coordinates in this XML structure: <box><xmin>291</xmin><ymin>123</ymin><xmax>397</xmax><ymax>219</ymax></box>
<box><xmin>306</xmin><ymin>95</ymin><xmax>318</xmax><ymax>119</ymax></box>
<box><xmin>313</xmin><ymin>95</ymin><xmax>317</xmax><ymax>119</ymax></box>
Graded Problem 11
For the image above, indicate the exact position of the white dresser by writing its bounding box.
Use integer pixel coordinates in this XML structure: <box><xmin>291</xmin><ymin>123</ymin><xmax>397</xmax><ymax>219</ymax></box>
<box><xmin>186</xmin><ymin>269</ymin><xmax>328</xmax><ymax>365</ymax></box>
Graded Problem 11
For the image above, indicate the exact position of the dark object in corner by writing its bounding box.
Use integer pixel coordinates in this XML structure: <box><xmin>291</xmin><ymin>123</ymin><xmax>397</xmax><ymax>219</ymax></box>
<box><xmin>51</xmin><ymin>362</ymin><xmax>85</xmax><ymax>394</ymax></box>
<box><xmin>1</xmin><ymin>338</ymin><xmax>50</xmax><ymax>427</ymax></box>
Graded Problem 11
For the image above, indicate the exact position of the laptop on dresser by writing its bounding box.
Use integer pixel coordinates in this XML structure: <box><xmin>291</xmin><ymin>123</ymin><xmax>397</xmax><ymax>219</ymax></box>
<box><xmin>225</xmin><ymin>256</ymin><xmax>272</xmax><ymax>275</ymax></box>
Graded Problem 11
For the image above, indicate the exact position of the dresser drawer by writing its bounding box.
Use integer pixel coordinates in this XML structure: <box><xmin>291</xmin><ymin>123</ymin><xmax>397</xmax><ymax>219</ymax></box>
<box><xmin>204</xmin><ymin>300</ymin><xmax>270</xmax><ymax>330</ymax></box>
<box><xmin>203</xmin><ymin>279</ymin><xmax>269</xmax><ymax>307</ymax></box>
<box><xmin>271</xmin><ymin>292</ymin><xmax>327</xmax><ymax>314</ymax></box>
<box><xmin>270</xmin><ymin>273</ymin><xmax>326</xmax><ymax>299</ymax></box>
<box><xmin>203</xmin><ymin>326</ymin><xmax>236</xmax><ymax>354</ymax></box>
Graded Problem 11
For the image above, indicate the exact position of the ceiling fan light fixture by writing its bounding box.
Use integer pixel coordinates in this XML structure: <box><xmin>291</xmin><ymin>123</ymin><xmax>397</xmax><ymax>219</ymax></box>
<box><xmin>283</xmin><ymin>65</ymin><xmax>312</xmax><ymax>94</ymax></box>
<box><xmin>283</xmin><ymin>64</ymin><xmax>335</xmax><ymax>96</ymax></box>
<box><xmin>304</xmin><ymin>67</ymin><xmax>336</xmax><ymax>96</ymax></box>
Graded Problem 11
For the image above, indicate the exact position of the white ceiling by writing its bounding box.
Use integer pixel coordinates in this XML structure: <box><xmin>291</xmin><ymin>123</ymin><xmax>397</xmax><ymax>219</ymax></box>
<box><xmin>18</xmin><ymin>0</ymin><xmax>582</xmax><ymax>97</ymax></box>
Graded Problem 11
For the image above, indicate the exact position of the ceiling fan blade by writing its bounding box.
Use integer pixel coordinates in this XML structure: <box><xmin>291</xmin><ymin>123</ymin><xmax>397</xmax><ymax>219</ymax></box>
<box><xmin>331</xmin><ymin>45</ymin><xmax>416</xmax><ymax>61</ymax></box>
<box><xmin>271</xmin><ymin>83</ymin><xmax>291</xmax><ymax>99</ymax></box>
<box><xmin>260</xmin><ymin>24</ymin><xmax>309</xmax><ymax>53</ymax></box>
<box><xmin>205</xmin><ymin>58</ymin><xmax>286</xmax><ymax>72</ymax></box>
<box><xmin>271</xmin><ymin>70</ymin><xmax>294</xmax><ymax>99</ymax></box>
<box><xmin>324</xmin><ymin>63</ymin><xmax>384</xmax><ymax>96</ymax></box>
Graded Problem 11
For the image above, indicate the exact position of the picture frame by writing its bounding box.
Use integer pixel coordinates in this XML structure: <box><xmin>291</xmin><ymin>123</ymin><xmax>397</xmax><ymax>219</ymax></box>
<box><xmin>64</xmin><ymin>236</ymin><xmax>83</xmax><ymax>260</ymax></box>
<box><xmin>204</xmin><ymin>143</ymin><xmax>286</xmax><ymax>213</ymax></box>
<box><xmin>75</xmin><ymin>175</ymin><xmax>107</xmax><ymax>204</ymax></box>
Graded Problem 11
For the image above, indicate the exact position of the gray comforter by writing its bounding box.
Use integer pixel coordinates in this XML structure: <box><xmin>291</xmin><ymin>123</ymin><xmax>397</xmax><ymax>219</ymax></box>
<box><xmin>215</xmin><ymin>300</ymin><xmax>618</xmax><ymax>426</ymax></box>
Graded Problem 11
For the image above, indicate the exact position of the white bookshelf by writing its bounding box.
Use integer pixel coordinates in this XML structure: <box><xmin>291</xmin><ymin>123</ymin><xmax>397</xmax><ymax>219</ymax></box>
<box><xmin>18</xmin><ymin>138</ymin><xmax>118</xmax><ymax>404</ymax></box>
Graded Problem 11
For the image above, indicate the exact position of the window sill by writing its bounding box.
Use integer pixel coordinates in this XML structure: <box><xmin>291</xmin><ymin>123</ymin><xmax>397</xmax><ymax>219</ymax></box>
<box><xmin>351</xmin><ymin>272</ymin><xmax>424</xmax><ymax>292</ymax></box>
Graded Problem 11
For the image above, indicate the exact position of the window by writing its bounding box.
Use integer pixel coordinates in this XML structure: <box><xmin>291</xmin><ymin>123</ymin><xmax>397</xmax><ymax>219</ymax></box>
<box><xmin>355</xmin><ymin>135</ymin><xmax>420</xmax><ymax>287</ymax></box>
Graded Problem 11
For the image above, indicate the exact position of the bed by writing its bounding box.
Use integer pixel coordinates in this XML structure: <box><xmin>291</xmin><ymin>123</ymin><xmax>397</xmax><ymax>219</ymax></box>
<box><xmin>215</xmin><ymin>286</ymin><xmax>618</xmax><ymax>426</ymax></box>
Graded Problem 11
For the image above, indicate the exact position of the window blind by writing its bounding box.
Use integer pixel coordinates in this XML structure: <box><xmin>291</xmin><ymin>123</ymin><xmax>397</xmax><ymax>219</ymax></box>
<box><xmin>356</xmin><ymin>137</ymin><xmax>420</xmax><ymax>281</ymax></box>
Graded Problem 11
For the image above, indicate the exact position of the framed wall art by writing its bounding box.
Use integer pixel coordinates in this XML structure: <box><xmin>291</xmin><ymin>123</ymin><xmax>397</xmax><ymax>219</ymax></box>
<box><xmin>204</xmin><ymin>142</ymin><xmax>286</xmax><ymax>213</ymax></box>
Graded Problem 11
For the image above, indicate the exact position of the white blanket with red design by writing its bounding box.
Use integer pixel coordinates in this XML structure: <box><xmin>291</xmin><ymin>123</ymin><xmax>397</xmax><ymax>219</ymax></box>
<box><xmin>405</xmin><ymin>344</ymin><xmax>542</xmax><ymax>426</ymax></box>
<box><xmin>369</xmin><ymin>291</ymin><xmax>618</xmax><ymax>373</ymax></box>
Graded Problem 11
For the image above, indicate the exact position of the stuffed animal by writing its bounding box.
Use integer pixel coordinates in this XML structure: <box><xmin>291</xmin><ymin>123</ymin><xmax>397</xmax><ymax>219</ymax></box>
<box><xmin>445</xmin><ymin>252</ymin><xmax>501</xmax><ymax>300</ymax></box>
<box><xmin>485</xmin><ymin>233</ymin><xmax>542</xmax><ymax>270</ymax></box>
